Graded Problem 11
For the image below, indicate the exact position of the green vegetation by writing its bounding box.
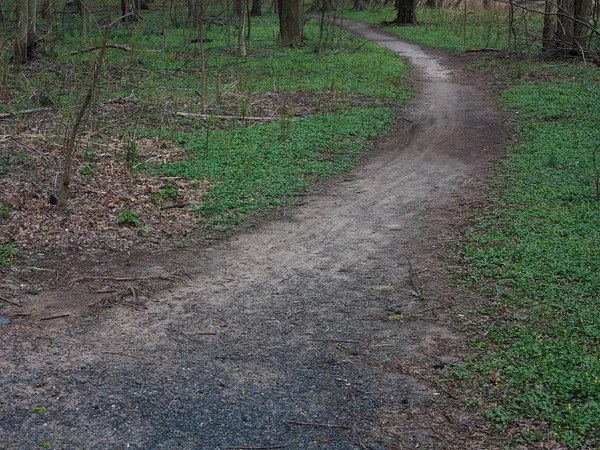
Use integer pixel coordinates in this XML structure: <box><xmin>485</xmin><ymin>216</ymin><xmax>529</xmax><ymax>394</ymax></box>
<box><xmin>1</xmin><ymin>11</ymin><xmax>410</xmax><ymax>234</ymax></box>
<box><xmin>30</xmin><ymin>407</ymin><xmax>47</xmax><ymax>413</ymax></box>
<box><xmin>117</xmin><ymin>209</ymin><xmax>143</xmax><ymax>228</ymax></box>
<box><xmin>458</xmin><ymin>61</ymin><xmax>600</xmax><ymax>448</ymax></box>
<box><xmin>0</xmin><ymin>244</ymin><xmax>17</xmax><ymax>266</ymax></box>
<box><xmin>0</xmin><ymin>202</ymin><xmax>11</xmax><ymax>220</ymax></box>
<box><xmin>345</xmin><ymin>5</ymin><xmax>542</xmax><ymax>52</ymax></box>
<box><xmin>345</xmin><ymin>5</ymin><xmax>600</xmax><ymax>448</ymax></box>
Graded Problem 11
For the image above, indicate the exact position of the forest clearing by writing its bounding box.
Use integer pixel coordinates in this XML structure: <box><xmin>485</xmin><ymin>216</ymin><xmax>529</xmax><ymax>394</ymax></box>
<box><xmin>1</xmin><ymin>1</ymin><xmax>600</xmax><ymax>448</ymax></box>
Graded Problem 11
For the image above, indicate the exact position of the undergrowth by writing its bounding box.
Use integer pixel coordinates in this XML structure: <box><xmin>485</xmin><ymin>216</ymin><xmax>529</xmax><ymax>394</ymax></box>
<box><xmin>456</xmin><ymin>61</ymin><xmax>600</xmax><ymax>447</ymax></box>
<box><xmin>346</xmin><ymin>5</ymin><xmax>600</xmax><ymax>447</ymax></box>
<box><xmin>345</xmin><ymin>5</ymin><xmax>542</xmax><ymax>52</ymax></box>
<box><xmin>0</xmin><ymin>11</ymin><xmax>410</xmax><ymax>235</ymax></box>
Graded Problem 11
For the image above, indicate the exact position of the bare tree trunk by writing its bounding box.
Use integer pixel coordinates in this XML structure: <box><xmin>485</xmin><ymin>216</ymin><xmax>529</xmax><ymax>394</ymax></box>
<box><xmin>78</xmin><ymin>0</ymin><xmax>87</xmax><ymax>44</ymax></box>
<box><xmin>278</xmin><ymin>0</ymin><xmax>302</xmax><ymax>45</ymax></box>
<box><xmin>13</xmin><ymin>0</ymin><xmax>36</xmax><ymax>64</ymax></box>
<box><xmin>58</xmin><ymin>24</ymin><xmax>111</xmax><ymax>208</ymax></box>
<box><xmin>238</xmin><ymin>0</ymin><xmax>247</xmax><ymax>55</ymax></box>
<box><xmin>543</xmin><ymin>0</ymin><xmax>557</xmax><ymax>50</ymax></box>
<box><xmin>555</xmin><ymin>0</ymin><xmax>594</xmax><ymax>54</ymax></box>
<box><xmin>395</xmin><ymin>0</ymin><xmax>415</xmax><ymax>24</ymax></box>
<box><xmin>41</xmin><ymin>0</ymin><xmax>53</xmax><ymax>19</ymax></box>
<box><xmin>121</xmin><ymin>0</ymin><xmax>139</xmax><ymax>23</ymax></box>
<box><xmin>352</xmin><ymin>0</ymin><xmax>367</xmax><ymax>10</ymax></box>
<box><xmin>250</xmin><ymin>0</ymin><xmax>262</xmax><ymax>16</ymax></box>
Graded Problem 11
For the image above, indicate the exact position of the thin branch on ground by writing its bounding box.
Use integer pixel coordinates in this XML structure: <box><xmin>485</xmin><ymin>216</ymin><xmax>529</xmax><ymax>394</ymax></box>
<box><xmin>69</xmin><ymin>43</ymin><xmax>132</xmax><ymax>55</ymax></box>
<box><xmin>101</xmin><ymin>351</ymin><xmax>137</xmax><ymax>358</ymax></box>
<box><xmin>407</xmin><ymin>257</ymin><xmax>424</xmax><ymax>299</ymax></box>
<box><xmin>0</xmin><ymin>296</ymin><xmax>22</xmax><ymax>307</ymax></box>
<box><xmin>70</xmin><ymin>273</ymin><xmax>181</xmax><ymax>286</ymax></box>
<box><xmin>283</xmin><ymin>420</ymin><xmax>352</xmax><ymax>430</ymax></box>
<box><xmin>25</xmin><ymin>266</ymin><xmax>59</xmax><ymax>281</ymax></box>
<box><xmin>308</xmin><ymin>338</ymin><xmax>360</xmax><ymax>344</ymax></box>
<box><xmin>40</xmin><ymin>314</ymin><xmax>70</xmax><ymax>321</ymax></box>
<box><xmin>223</xmin><ymin>444</ymin><xmax>290</xmax><ymax>449</ymax></box>
<box><xmin>0</xmin><ymin>108</ymin><xmax>54</xmax><ymax>119</ymax></box>
<box><xmin>175</xmin><ymin>112</ymin><xmax>279</xmax><ymax>121</ymax></box>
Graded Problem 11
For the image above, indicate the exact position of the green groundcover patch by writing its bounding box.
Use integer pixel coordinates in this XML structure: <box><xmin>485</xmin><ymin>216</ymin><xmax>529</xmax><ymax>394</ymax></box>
<box><xmin>456</xmin><ymin>63</ymin><xmax>600</xmax><ymax>448</ymax></box>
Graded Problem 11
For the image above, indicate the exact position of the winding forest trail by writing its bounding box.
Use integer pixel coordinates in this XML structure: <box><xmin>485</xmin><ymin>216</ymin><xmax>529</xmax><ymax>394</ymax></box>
<box><xmin>1</xmin><ymin>23</ymin><xmax>505</xmax><ymax>449</ymax></box>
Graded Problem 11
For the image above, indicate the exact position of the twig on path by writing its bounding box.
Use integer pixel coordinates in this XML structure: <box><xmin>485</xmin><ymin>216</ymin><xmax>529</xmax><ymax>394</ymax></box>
<box><xmin>308</xmin><ymin>338</ymin><xmax>360</xmax><ymax>344</ymax></box>
<box><xmin>102</xmin><ymin>351</ymin><xmax>137</xmax><ymax>358</ymax></box>
<box><xmin>224</xmin><ymin>444</ymin><xmax>290</xmax><ymax>450</ymax></box>
<box><xmin>70</xmin><ymin>273</ymin><xmax>181</xmax><ymax>286</ymax></box>
<box><xmin>127</xmin><ymin>286</ymin><xmax>137</xmax><ymax>302</ymax></box>
<box><xmin>406</xmin><ymin>257</ymin><xmax>424</xmax><ymax>300</ymax></box>
<box><xmin>0</xmin><ymin>295</ymin><xmax>22</xmax><ymax>307</ymax></box>
<box><xmin>25</xmin><ymin>266</ymin><xmax>59</xmax><ymax>281</ymax></box>
<box><xmin>40</xmin><ymin>314</ymin><xmax>70</xmax><ymax>321</ymax></box>
<box><xmin>283</xmin><ymin>420</ymin><xmax>352</xmax><ymax>430</ymax></box>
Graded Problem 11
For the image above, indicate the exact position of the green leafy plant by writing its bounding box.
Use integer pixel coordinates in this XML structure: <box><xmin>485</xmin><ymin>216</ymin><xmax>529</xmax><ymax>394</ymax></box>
<box><xmin>0</xmin><ymin>202</ymin><xmax>11</xmax><ymax>220</ymax></box>
<box><xmin>117</xmin><ymin>209</ymin><xmax>143</xmax><ymax>228</ymax></box>
<box><xmin>0</xmin><ymin>244</ymin><xmax>17</xmax><ymax>266</ymax></box>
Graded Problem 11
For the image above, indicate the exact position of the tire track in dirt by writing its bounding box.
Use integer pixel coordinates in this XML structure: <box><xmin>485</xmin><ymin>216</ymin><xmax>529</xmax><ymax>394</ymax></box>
<box><xmin>0</xmin><ymin>23</ymin><xmax>505</xmax><ymax>449</ymax></box>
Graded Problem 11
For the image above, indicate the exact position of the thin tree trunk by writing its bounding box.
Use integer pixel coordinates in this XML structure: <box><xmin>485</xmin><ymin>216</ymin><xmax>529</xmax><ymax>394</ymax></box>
<box><xmin>238</xmin><ymin>0</ymin><xmax>247</xmax><ymax>56</ymax></box>
<box><xmin>13</xmin><ymin>0</ymin><xmax>36</xmax><ymax>63</ymax></box>
<box><xmin>543</xmin><ymin>0</ymin><xmax>557</xmax><ymax>50</ymax></box>
<box><xmin>41</xmin><ymin>0</ymin><xmax>53</xmax><ymax>19</ymax></box>
<box><xmin>78</xmin><ymin>0</ymin><xmax>87</xmax><ymax>44</ymax></box>
<box><xmin>58</xmin><ymin>24</ymin><xmax>111</xmax><ymax>208</ymax></box>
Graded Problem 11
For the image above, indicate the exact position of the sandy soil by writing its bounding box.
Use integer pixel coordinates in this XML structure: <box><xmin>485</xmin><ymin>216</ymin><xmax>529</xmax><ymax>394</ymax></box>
<box><xmin>1</xmin><ymin>23</ymin><xmax>508</xmax><ymax>449</ymax></box>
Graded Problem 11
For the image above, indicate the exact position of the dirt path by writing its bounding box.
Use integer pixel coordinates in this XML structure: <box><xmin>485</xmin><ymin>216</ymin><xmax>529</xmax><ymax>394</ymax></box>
<box><xmin>1</xmin><ymin>24</ymin><xmax>505</xmax><ymax>449</ymax></box>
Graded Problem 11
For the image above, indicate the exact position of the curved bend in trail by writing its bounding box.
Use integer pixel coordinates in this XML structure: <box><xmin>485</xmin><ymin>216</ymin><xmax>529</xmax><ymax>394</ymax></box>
<box><xmin>1</xmin><ymin>23</ymin><xmax>504</xmax><ymax>449</ymax></box>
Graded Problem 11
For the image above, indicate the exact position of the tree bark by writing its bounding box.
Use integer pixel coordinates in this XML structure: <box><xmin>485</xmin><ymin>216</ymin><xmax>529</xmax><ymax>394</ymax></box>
<box><xmin>278</xmin><ymin>0</ymin><xmax>302</xmax><ymax>46</ymax></box>
<box><xmin>555</xmin><ymin>0</ymin><xmax>594</xmax><ymax>54</ymax></box>
<box><xmin>542</xmin><ymin>0</ymin><xmax>557</xmax><ymax>50</ymax></box>
<box><xmin>41</xmin><ymin>0</ymin><xmax>53</xmax><ymax>19</ymax></box>
<box><xmin>250</xmin><ymin>0</ymin><xmax>262</xmax><ymax>16</ymax></box>
<box><xmin>238</xmin><ymin>0</ymin><xmax>247</xmax><ymax>56</ymax></box>
<box><xmin>395</xmin><ymin>0</ymin><xmax>415</xmax><ymax>24</ymax></box>
<box><xmin>121</xmin><ymin>0</ymin><xmax>139</xmax><ymax>23</ymax></box>
<box><xmin>352</xmin><ymin>0</ymin><xmax>367</xmax><ymax>10</ymax></box>
<box><xmin>13</xmin><ymin>0</ymin><xmax>36</xmax><ymax>64</ymax></box>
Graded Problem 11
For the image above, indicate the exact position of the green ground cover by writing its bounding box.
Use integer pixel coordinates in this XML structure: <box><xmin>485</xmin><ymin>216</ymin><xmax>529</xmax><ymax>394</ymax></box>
<box><xmin>459</xmin><ymin>61</ymin><xmax>600</xmax><ymax>448</ymax></box>
<box><xmin>345</xmin><ymin>5</ymin><xmax>542</xmax><ymax>51</ymax></box>
<box><xmin>349</xmin><ymin>5</ymin><xmax>600</xmax><ymax>447</ymax></box>
<box><xmin>0</xmin><ymin>12</ymin><xmax>410</xmax><ymax>236</ymax></box>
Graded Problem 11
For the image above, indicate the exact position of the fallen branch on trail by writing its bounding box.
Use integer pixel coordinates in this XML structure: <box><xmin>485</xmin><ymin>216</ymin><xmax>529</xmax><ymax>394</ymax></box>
<box><xmin>224</xmin><ymin>444</ymin><xmax>290</xmax><ymax>449</ymax></box>
<box><xmin>69</xmin><ymin>43</ymin><xmax>132</xmax><ymax>55</ymax></box>
<box><xmin>40</xmin><ymin>314</ymin><xmax>70</xmax><ymax>321</ymax></box>
<box><xmin>0</xmin><ymin>296</ymin><xmax>22</xmax><ymax>307</ymax></box>
<box><xmin>176</xmin><ymin>112</ymin><xmax>279</xmax><ymax>121</ymax></box>
<box><xmin>283</xmin><ymin>420</ymin><xmax>352</xmax><ymax>430</ymax></box>
<box><xmin>465</xmin><ymin>48</ymin><xmax>505</xmax><ymax>53</ymax></box>
<box><xmin>70</xmin><ymin>273</ymin><xmax>181</xmax><ymax>286</ymax></box>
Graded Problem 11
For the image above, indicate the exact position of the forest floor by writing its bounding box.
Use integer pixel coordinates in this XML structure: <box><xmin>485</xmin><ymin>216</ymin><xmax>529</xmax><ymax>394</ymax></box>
<box><xmin>0</xmin><ymin>22</ymin><xmax>510</xmax><ymax>449</ymax></box>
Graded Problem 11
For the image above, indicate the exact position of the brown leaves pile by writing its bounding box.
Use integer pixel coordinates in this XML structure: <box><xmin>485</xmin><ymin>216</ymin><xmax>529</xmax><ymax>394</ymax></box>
<box><xmin>1</xmin><ymin>112</ymin><xmax>210</xmax><ymax>255</ymax></box>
